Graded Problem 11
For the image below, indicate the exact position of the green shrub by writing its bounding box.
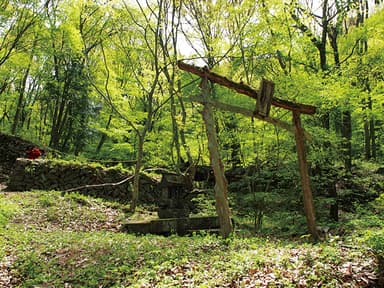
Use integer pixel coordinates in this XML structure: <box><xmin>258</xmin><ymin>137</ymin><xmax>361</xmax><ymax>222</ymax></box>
<box><xmin>364</xmin><ymin>229</ymin><xmax>384</xmax><ymax>274</ymax></box>
<box><xmin>373</xmin><ymin>193</ymin><xmax>384</xmax><ymax>213</ymax></box>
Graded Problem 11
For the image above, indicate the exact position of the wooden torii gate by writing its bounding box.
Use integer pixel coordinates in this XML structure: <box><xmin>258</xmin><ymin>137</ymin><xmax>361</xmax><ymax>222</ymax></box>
<box><xmin>178</xmin><ymin>61</ymin><xmax>319</xmax><ymax>240</ymax></box>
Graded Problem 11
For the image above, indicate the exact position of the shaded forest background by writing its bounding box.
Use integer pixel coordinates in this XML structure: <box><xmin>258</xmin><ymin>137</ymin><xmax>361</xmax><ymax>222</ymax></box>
<box><xmin>1</xmin><ymin>0</ymin><xmax>384</xmax><ymax>228</ymax></box>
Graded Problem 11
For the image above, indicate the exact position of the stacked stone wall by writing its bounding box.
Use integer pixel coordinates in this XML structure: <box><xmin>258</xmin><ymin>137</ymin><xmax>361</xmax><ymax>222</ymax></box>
<box><xmin>7</xmin><ymin>159</ymin><xmax>158</xmax><ymax>203</ymax></box>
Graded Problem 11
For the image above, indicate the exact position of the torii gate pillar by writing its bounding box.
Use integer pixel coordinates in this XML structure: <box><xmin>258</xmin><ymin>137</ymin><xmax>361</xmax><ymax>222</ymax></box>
<box><xmin>293</xmin><ymin>111</ymin><xmax>319</xmax><ymax>241</ymax></box>
<box><xmin>200</xmin><ymin>77</ymin><xmax>233</xmax><ymax>238</ymax></box>
<box><xmin>177</xmin><ymin>61</ymin><xmax>319</xmax><ymax>240</ymax></box>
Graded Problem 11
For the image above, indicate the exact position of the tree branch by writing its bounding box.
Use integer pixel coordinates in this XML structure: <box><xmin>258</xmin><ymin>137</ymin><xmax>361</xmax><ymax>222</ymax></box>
<box><xmin>63</xmin><ymin>175</ymin><xmax>135</xmax><ymax>193</ymax></box>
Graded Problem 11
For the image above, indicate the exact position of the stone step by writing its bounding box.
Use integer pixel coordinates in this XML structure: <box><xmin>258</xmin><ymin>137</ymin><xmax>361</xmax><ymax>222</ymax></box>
<box><xmin>122</xmin><ymin>216</ymin><xmax>221</xmax><ymax>235</ymax></box>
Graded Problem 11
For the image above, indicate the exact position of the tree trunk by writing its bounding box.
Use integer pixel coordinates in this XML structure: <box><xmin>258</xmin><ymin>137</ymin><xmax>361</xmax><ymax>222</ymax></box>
<box><xmin>130</xmin><ymin>133</ymin><xmax>144</xmax><ymax>212</ymax></box>
<box><xmin>341</xmin><ymin>110</ymin><xmax>352</xmax><ymax>172</ymax></box>
<box><xmin>329</xmin><ymin>182</ymin><xmax>339</xmax><ymax>222</ymax></box>
<box><xmin>74</xmin><ymin>91</ymin><xmax>88</xmax><ymax>156</ymax></box>
<box><xmin>362</xmin><ymin>82</ymin><xmax>371</xmax><ymax>162</ymax></box>
<box><xmin>370</xmin><ymin>118</ymin><xmax>376</xmax><ymax>159</ymax></box>
<box><xmin>293</xmin><ymin>111</ymin><xmax>319</xmax><ymax>241</ymax></box>
<box><xmin>201</xmin><ymin>77</ymin><xmax>233</xmax><ymax>238</ymax></box>
<box><xmin>170</xmin><ymin>87</ymin><xmax>182</xmax><ymax>167</ymax></box>
<box><xmin>177</xmin><ymin>80</ymin><xmax>196</xmax><ymax>180</ymax></box>
<box><xmin>11</xmin><ymin>65</ymin><xmax>30</xmax><ymax>135</ymax></box>
<box><xmin>224</xmin><ymin>116</ymin><xmax>241</xmax><ymax>168</ymax></box>
<box><xmin>367</xmin><ymin>96</ymin><xmax>376</xmax><ymax>159</ymax></box>
<box><xmin>49</xmin><ymin>97</ymin><xmax>68</xmax><ymax>149</ymax></box>
<box><xmin>364</xmin><ymin>120</ymin><xmax>371</xmax><ymax>159</ymax></box>
<box><xmin>320</xmin><ymin>0</ymin><xmax>329</xmax><ymax>71</ymax></box>
<box><xmin>96</xmin><ymin>114</ymin><xmax>112</xmax><ymax>154</ymax></box>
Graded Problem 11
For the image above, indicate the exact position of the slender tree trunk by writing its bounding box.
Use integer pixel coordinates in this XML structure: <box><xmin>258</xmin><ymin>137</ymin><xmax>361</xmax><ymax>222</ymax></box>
<box><xmin>341</xmin><ymin>110</ymin><xmax>352</xmax><ymax>172</ymax></box>
<box><xmin>50</xmin><ymin>74</ymin><xmax>73</xmax><ymax>149</ymax></box>
<box><xmin>96</xmin><ymin>114</ymin><xmax>112</xmax><ymax>154</ymax></box>
<box><xmin>293</xmin><ymin>111</ymin><xmax>319</xmax><ymax>241</ymax></box>
<box><xmin>329</xmin><ymin>183</ymin><xmax>339</xmax><ymax>222</ymax></box>
<box><xmin>129</xmin><ymin>91</ymin><xmax>155</xmax><ymax>212</ymax></box>
<box><xmin>50</xmin><ymin>97</ymin><xmax>60</xmax><ymax>146</ymax></box>
<box><xmin>225</xmin><ymin>117</ymin><xmax>241</xmax><ymax>168</ymax></box>
<box><xmin>371</xmin><ymin>118</ymin><xmax>376</xmax><ymax>159</ymax></box>
<box><xmin>74</xmin><ymin>93</ymin><xmax>88</xmax><ymax>156</ymax></box>
<box><xmin>61</xmin><ymin>118</ymin><xmax>73</xmax><ymax>152</ymax></box>
<box><xmin>367</xmin><ymin>96</ymin><xmax>376</xmax><ymax>159</ymax></box>
<box><xmin>319</xmin><ymin>0</ymin><xmax>329</xmax><ymax>71</ymax></box>
<box><xmin>130</xmin><ymin>133</ymin><xmax>144</xmax><ymax>212</ymax></box>
<box><xmin>201</xmin><ymin>77</ymin><xmax>232</xmax><ymax>238</ymax></box>
<box><xmin>364</xmin><ymin>119</ymin><xmax>371</xmax><ymax>159</ymax></box>
<box><xmin>56</xmin><ymin>102</ymin><xmax>71</xmax><ymax>148</ymax></box>
<box><xmin>170</xmin><ymin>85</ymin><xmax>182</xmax><ymax>167</ymax></box>
<box><xmin>50</xmin><ymin>98</ymin><xmax>67</xmax><ymax>148</ymax></box>
<box><xmin>177</xmin><ymin>80</ymin><xmax>196</xmax><ymax>179</ymax></box>
<box><xmin>11</xmin><ymin>65</ymin><xmax>30</xmax><ymax>135</ymax></box>
<box><xmin>0</xmin><ymin>80</ymin><xmax>9</xmax><ymax>96</ymax></box>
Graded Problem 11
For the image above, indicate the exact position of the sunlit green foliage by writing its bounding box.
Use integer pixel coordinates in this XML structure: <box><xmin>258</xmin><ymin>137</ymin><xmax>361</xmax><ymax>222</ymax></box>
<box><xmin>1</xmin><ymin>0</ymin><xmax>383</xmax><ymax>285</ymax></box>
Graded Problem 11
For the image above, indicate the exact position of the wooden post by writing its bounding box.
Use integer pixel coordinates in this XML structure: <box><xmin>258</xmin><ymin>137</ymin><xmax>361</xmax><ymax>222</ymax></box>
<box><xmin>256</xmin><ymin>79</ymin><xmax>275</xmax><ymax>117</ymax></box>
<box><xmin>200</xmin><ymin>77</ymin><xmax>233</xmax><ymax>238</ymax></box>
<box><xmin>293</xmin><ymin>111</ymin><xmax>319</xmax><ymax>241</ymax></box>
<box><xmin>177</xmin><ymin>62</ymin><xmax>319</xmax><ymax>239</ymax></box>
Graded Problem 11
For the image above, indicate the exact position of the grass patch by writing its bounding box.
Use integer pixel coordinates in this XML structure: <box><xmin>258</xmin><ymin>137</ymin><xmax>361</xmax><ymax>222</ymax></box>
<box><xmin>6</xmin><ymin>191</ymin><xmax>127</xmax><ymax>232</ymax></box>
<box><xmin>0</xmin><ymin>190</ymin><xmax>381</xmax><ymax>287</ymax></box>
<box><xmin>0</xmin><ymin>194</ymin><xmax>19</xmax><ymax>259</ymax></box>
<box><xmin>5</xmin><ymin>230</ymin><xmax>377</xmax><ymax>287</ymax></box>
<box><xmin>0</xmin><ymin>196</ymin><xmax>18</xmax><ymax>227</ymax></box>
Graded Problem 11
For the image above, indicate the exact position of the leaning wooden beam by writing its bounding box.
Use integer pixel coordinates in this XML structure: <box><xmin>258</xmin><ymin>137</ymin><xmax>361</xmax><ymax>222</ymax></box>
<box><xmin>178</xmin><ymin>61</ymin><xmax>316</xmax><ymax>115</ymax></box>
<box><xmin>189</xmin><ymin>95</ymin><xmax>312</xmax><ymax>140</ymax></box>
<box><xmin>293</xmin><ymin>111</ymin><xmax>319</xmax><ymax>241</ymax></box>
<box><xmin>200</xmin><ymin>77</ymin><xmax>233</xmax><ymax>238</ymax></box>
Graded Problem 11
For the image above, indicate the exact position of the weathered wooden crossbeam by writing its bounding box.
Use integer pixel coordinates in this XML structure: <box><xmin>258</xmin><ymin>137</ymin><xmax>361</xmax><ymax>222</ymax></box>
<box><xmin>189</xmin><ymin>95</ymin><xmax>311</xmax><ymax>140</ymax></box>
<box><xmin>177</xmin><ymin>61</ymin><xmax>316</xmax><ymax>115</ymax></box>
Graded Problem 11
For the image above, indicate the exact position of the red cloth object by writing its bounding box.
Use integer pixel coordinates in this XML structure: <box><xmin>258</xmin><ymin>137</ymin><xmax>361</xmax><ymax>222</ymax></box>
<box><xmin>27</xmin><ymin>147</ymin><xmax>41</xmax><ymax>160</ymax></box>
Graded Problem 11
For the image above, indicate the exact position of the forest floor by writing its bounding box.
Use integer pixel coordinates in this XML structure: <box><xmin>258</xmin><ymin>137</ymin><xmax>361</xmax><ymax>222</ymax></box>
<box><xmin>0</xmin><ymin>190</ymin><xmax>382</xmax><ymax>287</ymax></box>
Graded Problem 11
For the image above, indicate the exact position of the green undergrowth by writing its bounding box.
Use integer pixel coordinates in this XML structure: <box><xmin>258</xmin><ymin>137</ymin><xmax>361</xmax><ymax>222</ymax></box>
<box><xmin>3</xmin><ymin>228</ymin><xmax>377</xmax><ymax>287</ymax></box>
<box><xmin>0</xmin><ymin>193</ymin><xmax>20</xmax><ymax>259</ymax></box>
<box><xmin>0</xmin><ymin>197</ymin><xmax>18</xmax><ymax>227</ymax></box>
<box><xmin>0</xmin><ymin>190</ymin><xmax>382</xmax><ymax>287</ymax></box>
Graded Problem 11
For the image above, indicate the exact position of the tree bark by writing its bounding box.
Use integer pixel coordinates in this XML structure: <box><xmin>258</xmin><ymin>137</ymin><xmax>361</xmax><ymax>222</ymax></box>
<box><xmin>289</xmin><ymin>0</ymin><xmax>328</xmax><ymax>72</ymax></box>
<box><xmin>319</xmin><ymin>0</ymin><xmax>329</xmax><ymax>71</ymax></box>
<box><xmin>364</xmin><ymin>96</ymin><xmax>376</xmax><ymax>160</ymax></box>
<box><xmin>177</xmin><ymin>80</ymin><xmax>196</xmax><ymax>181</ymax></box>
<box><xmin>370</xmin><ymin>117</ymin><xmax>376</xmax><ymax>159</ymax></box>
<box><xmin>293</xmin><ymin>111</ymin><xmax>319</xmax><ymax>241</ymax></box>
<box><xmin>201</xmin><ymin>77</ymin><xmax>233</xmax><ymax>238</ymax></box>
<box><xmin>130</xmin><ymin>133</ymin><xmax>144</xmax><ymax>212</ymax></box>
<box><xmin>96</xmin><ymin>114</ymin><xmax>112</xmax><ymax>154</ymax></box>
<box><xmin>11</xmin><ymin>65</ymin><xmax>30</xmax><ymax>135</ymax></box>
<box><xmin>341</xmin><ymin>110</ymin><xmax>352</xmax><ymax>172</ymax></box>
<box><xmin>364</xmin><ymin>119</ymin><xmax>371</xmax><ymax>159</ymax></box>
<box><xmin>329</xmin><ymin>182</ymin><xmax>339</xmax><ymax>222</ymax></box>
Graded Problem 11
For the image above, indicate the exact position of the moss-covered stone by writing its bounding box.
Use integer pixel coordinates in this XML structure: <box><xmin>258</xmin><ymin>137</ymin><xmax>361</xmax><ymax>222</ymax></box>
<box><xmin>7</xmin><ymin>158</ymin><xmax>158</xmax><ymax>203</ymax></box>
